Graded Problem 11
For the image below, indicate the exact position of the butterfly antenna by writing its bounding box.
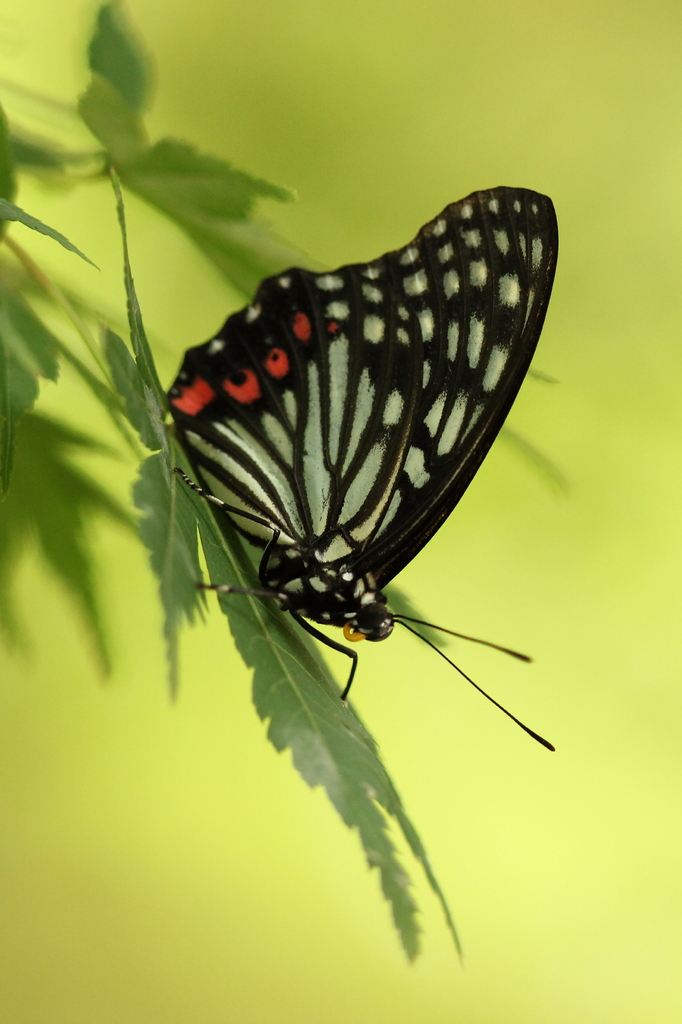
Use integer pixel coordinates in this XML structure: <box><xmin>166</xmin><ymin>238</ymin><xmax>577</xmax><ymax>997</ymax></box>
<box><xmin>393</xmin><ymin>615</ymin><xmax>531</xmax><ymax>662</ymax></box>
<box><xmin>395</xmin><ymin>620</ymin><xmax>554</xmax><ymax>751</ymax></box>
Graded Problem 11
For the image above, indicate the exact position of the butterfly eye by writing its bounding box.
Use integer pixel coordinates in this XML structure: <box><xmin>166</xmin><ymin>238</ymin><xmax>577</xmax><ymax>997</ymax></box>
<box><xmin>343</xmin><ymin>622</ymin><xmax>366</xmax><ymax>643</ymax></box>
<box><xmin>263</xmin><ymin>347</ymin><xmax>290</xmax><ymax>379</ymax></box>
<box><xmin>223</xmin><ymin>368</ymin><xmax>262</xmax><ymax>404</ymax></box>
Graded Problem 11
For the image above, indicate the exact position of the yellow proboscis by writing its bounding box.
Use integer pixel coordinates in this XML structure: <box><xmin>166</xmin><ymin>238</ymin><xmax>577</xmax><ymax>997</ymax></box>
<box><xmin>343</xmin><ymin>622</ymin><xmax>366</xmax><ymax>642</ymax></box>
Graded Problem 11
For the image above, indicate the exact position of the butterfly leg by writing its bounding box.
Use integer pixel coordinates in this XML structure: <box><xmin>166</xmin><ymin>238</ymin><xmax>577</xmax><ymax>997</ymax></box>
<box><xmin>173</xmin><ymin>467</ymin><xmax>279</xmax><ymax>537</ymax></box>
<box><xmin>290</xmin><ymin>611</ymin><xmax>358</xmax><ymax>703</ymax></box>
<box><xmin>174</xmin><ymin>467</ymin><xmax>287</xmax><ymax>598</ymax></box>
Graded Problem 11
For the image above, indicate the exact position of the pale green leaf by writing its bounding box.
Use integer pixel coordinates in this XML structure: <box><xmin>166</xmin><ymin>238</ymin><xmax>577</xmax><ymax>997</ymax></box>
<box><xmin>193</xmin><ymin>488</ymin><xmax>461</xmax><ymax>961</ymax></box>
<box><xmin>0</xmin><ymin>197</ymin><xmax>97</xmax><ymax>267</ymax></box>
<box><xmin>110</xmin><ymin>172</ymin><xmax>167</xmax><ymax>409</ymax></box>
<box><xmin>132</xmin><ymin>444</ymin><xmax>205</xmax><ymax>693</ymax></box>
<box><xmin>88</xmin><ymin>2</ymin><xmax>153</xmax><ymax>113</ymax></box>
<box><xmin>78</xmin><ymin>74</ymin><xmax>148</xmax><ymax>166</ymax></box>
<box><xmin>0</xmin><ymin>413</ymin><xmax>133</xmax><ymax>670</ymax></box>
<box><xmin>103</xmin><ymin>327</ymin><xmax>165</xmax><ymax>451</ymax></box>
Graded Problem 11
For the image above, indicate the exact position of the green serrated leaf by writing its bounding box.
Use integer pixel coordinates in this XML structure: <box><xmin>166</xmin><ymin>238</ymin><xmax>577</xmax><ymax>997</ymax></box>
<box><xmin>132</xmin><ymin>444</ymin><xmax>205</xmax><ymax>692</ymax></box>
<box><xmin>0</xmin><ymin>412</ymin><xmax>133</xmax><ymax>669</ymax></box>
<box><xmin>79</xmin><ymin>74</ymin><xmax>148</xmax><ymax>166</ymax></box>
<box><xmin>88</xmin><ymin>3</ymin><xmax>153</xmax><ymax>113</ymax></box>
<box><xmin>103</xmin><ymin>327</ymin><xmax>164</xmax><ymax>451</ymax></box>
<box><xmin>110</xmin><ymin>172</ymin><xmax>167</xmax><ymax>410</ymax></box>
<box><xmin>0</xmin><ymin>197</ymin><xmax>97</xmax><ymax>267</ymax></box>
<box><xmin>121</xmin><ymin>138</ymin><xmax>294</xmax><ymax>217</ymax></box>
<box><xmin>118</xmin><ymin>138</ymin><xmax>303</xmax><ymax>296</ymax></box>
<box><xmin>190</xmin><ymin>481</ymin><xmax>460</xmax><ymax>960</ymax></box>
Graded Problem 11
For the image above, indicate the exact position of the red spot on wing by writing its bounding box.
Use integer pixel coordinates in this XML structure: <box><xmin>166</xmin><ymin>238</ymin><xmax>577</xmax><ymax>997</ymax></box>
<box><xmin>170</xmin><ymin>376</ymin><xmax>216</xmax><ymax>415</ymax></box>
<box><xmin>292</xmin><ymin>311</ymin><xmax>312</xmax><ymax>343</ymax></box>
<box><xmin>263</xmin><ymin>347</ymin><xmax>290</xmax><ymax>379</ymax></box>
<box><xmin>327</xmin><ymin>321</ymin><xmax>339</xmax><ymax>335</ymax></box>
<box><xmin>223</xmin><ymin>368</ymin><xmax>262</xmax><ymax>404</ymax></box>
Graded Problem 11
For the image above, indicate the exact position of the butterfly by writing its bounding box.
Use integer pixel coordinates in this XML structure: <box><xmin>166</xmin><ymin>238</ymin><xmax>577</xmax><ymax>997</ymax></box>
<box><xmin>169</xmin><ymin>186</ymin><xmax>558</xmax><ymax>745</ymax></box>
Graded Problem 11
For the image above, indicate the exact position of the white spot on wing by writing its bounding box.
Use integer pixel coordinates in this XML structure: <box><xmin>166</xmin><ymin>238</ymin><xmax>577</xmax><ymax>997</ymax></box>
<box><xmin>437</xmin><ymin>394</ymin><xmax>467</xmax><ymax>455</ymax></box>
<box><xmin>364</xmin><ymin>315</ymin><xmax>385</xmax><ymax>343</ymax></box>
<box><xmin>519</xmin><ymin>233</ymin><xmax>526</xmax><ymax>258</ymax></box>
<box><xmin>400</xmin><ymin>246</ymin><xmax>419</xmax><ymax>265</ymax></box>
<box><xmin>375</xmin><ymin>490</ymin><xmax>401</xmax><ymax>537</ymax></box>
<box><xmin>469</xmin><ymin>260</ymin><xmax>487</xmax><ymax>287</ymax></box>
<box><xmin>245</xmin><ymin>304</ymin><xmax>260</xmax><ymax>322</ymax></box>
<box><xmin>340</xmin><ymin>441</ymin><xmax>385</xmax><ymax>523</ymax></box>
<box><xmin>362</xmin><ymin>265</ymin><xmax>381</xmax><ymax>279</ymax></box>
<box><xmin>433</xmin><ymin>218</ymin><xmax>447</xmax><ymax>236</ymax></box>
<box><xmin>319</xmin><ymin>534</ymin><xmax>353</xmax><ymax>561</ymax></box>
<box><xmin>283</xmin><ymin>578</ymin><xmax>304</xmax><ymax>594</ymax></box>
<box><xmin>261</xmin><ymin>412</ymin><xmax>293</xmax><ymax>464</ymax></box>
<box><xmin>304</xmin><ymin>363</ymin><xmax>331</xmax><ymax>534</ymax></box>
<box><xmin>499</xmin><ymin>274</ymin><xmax>520</xmax><ymax>306</ymax></box>
<box><xmin>418</xmin><ymin>309</ymin><xmax>434</xmax><ymax>341</ymax></box>
<box><xmin>208</xmin><ymin>338</ymin><xmax>224</xmax><ymax>353</ymax></box>
<box><xmin>343</xmin><ymin>368</ymin><xmax>375</xmax><ymax>472</ymax></box>
<box><xmin>326</xmin><ymin>300</ymin><xmax>350</xmax><ymax>319</ymax></box>
<box><xmin>438</xmin><ymin>242</ymin><xmax>454</xmax><ymax>263</ymax></box>
<box><xmin>404</xmin><ymin>446</ymin><xmax>430</xmax><ymax>488</ymax></box>
<box><xmin>463</xmin><ymin>229</ymin><xmax>481</xmax><ymax>248</ymax></box>
<box><xmin>467</xmin><ymin>317</ymin><xmax>484</xmax><ymax>367</ymax></box>
<box><xmin>422</xmin><ymin>362</ymin><xmax>431</xmax><ymax>387</ymax></box>
<box><xmin>447</xmin><ymin>321</ymin><xmax>459</xmax><ymax>360</ymax></box>
<box><xmin>532</xmin><ymin>237</ymin><xmax>543</xmax><ymax>270</ymax></box>
<box><xmin>328</xmin><ymin>336</ymin><xmax>349</xmax><ymax>463</ymax></box>
<box><xmin>283</xmin><ymin>390</ymin><xmax>297</xmax><ymax>429</ymax></box>
<box><xmin>278</xmin><ymin>276</ymin><xmax>291</xmax><ymax>288</ymax></box>
<box><xmin>494</xmin><ymin>229</ymin><xmax>509</xmax><ymax>254</ymax></box>
<box><xmin>513</xmin><ymin>200</ymin><xmax>521</xmax><ymax>212</ymax></box>
<box><xmin>316</xmin><ymin>274</ymin><xmax>344</xmax><ymax>291</ymax></box>
<box><xmin>398</xmin><ymin>306</ymin><xmax>409</xmax><ymax>320</ymax></box>
<box><xmin>425</xmin><ymin>393</ymin><xmax>446</xmax><ymax>436</ymax></box>
<box><xmin>403</xmin><ymin>270</ymin><xmax>428</xmax><ymax>296</ymax></box>
<box><xmin>461</xmin><ymin>403</ymin><xmax>484</xmax><ymax>439</ymax></box>
<box><xmin>524</xmin><ymin>286</ymin><xmax>536</xmax><ymax>327</ymax></box>
<box><xmin>383</xmin><ymin>389</ymin><xmax>403</xmax><ymax>426</ymax></box>
<box><xmin>488</xmin><ymin>199</ymin><xmax>499</xmax><ymax>214</ymax></box>
<box><xmin>461</xmin><ymin>203</ymin><xmax>473</xmax><ymax>219</ymax></box>
<box><xmin>443</xmin><ymin>270</ymin><xmax>459</xmax><ymax>297</ymax></box>
<box><xmin>483</xmin><ymin>346</ymin><xmax>507</xmax><ymax>390</ymax></box>
<box><xmin>349</xmin><ymin>448</ymin><xmax>404</xmax><ymax>542</ymax></box>
<box><xmin>397</xmin><ymin>327</ymin><xmax>409</xmax><ymax>344</ymax></box>
<box><xmin>362</xmin><ymin>283</ymin><xmax>382</xmax><ymax>302</ymax></box>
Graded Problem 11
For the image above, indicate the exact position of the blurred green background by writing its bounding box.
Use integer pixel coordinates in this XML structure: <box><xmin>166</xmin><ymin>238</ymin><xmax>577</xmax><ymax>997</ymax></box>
<box><xmin>1</xmin><ymin>0</ymin><xmax>681</xmax><ymax>1020</ymax></box>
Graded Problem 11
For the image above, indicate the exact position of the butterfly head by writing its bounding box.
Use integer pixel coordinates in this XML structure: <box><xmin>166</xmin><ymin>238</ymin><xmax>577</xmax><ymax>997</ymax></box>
<box><xmin>344</xmin><ymin>596</ymin><xmax>394</xmax><ymax>643</ymax></box>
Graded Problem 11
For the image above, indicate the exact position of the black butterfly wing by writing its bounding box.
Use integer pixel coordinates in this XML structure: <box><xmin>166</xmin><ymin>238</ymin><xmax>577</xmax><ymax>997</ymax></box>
<box><xmin>169</xmin><ymin>186</ymin><xmax>557</xmax><ymax>583</ymax></box>
<box><xmin>349</xmin><ymin>186</ymin><xmax>558</xmax><ymax>586</ymax></box>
